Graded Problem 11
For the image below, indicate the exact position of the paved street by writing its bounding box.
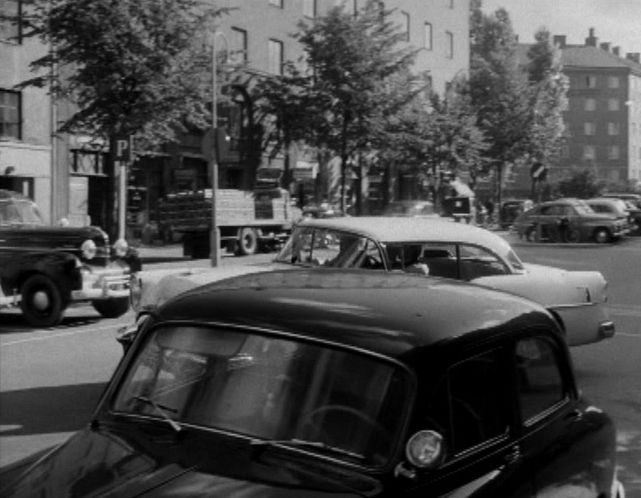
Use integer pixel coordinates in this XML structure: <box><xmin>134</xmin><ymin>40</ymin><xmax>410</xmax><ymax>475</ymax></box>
<box><xmin>1</xmin><ymin>239</ymin><xmax>640</xmax><ymax>494</ymax></box>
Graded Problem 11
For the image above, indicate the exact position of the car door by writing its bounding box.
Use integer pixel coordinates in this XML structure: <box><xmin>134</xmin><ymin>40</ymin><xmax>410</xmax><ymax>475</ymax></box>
<box><xmin>509</xmin><ymin>333</ymin><xmax>615</xmax><ymax>497</ymax></box>
<box><xmin>408</xmin><ymin>345</ymin><xmax>535</xmax><ymax>498</ymax></box>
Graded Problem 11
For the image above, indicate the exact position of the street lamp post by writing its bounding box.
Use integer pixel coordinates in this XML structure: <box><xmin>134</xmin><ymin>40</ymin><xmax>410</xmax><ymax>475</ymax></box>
<box><xmin>210</xmin><ymin>31</ymin><xmax>229</xmax><ymax>267</ymax></box>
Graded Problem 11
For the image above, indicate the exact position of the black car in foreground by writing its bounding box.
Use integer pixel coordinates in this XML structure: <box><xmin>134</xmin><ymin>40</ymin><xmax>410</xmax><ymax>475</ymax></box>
<box><xmin>0</xmin><ymin>270</ymin><xmax>624</xmax><ymax>497</ymax></box>
<box><xmin>0</xmin><ymin>189</ymin><xmax>140</xmax><ymax>326</ymax></box>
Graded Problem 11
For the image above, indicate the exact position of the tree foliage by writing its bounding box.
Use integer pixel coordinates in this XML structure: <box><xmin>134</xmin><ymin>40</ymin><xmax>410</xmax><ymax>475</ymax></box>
<box><xmin>554</xmin><ymin>168</ymin><xmax>603</xmax><ymax>199</ymax></box>
<box><xmin>252</xmin><ymin>0</ymin><xmax>425</xmax><ymax>209</ymax></box>
<box><xmin>468</xmin><ymin>2</ymin><xmax>531</xmax><ymax>169</ymax></box>
<box><xmin>525</xmin><ymin>28</ymin><xmax>568</xmax><ymax>166</ymax></box>
<box><xmin>19</xmin><ymin>0</ymin><xmax>225</xmax><ymax>145</ymax></box>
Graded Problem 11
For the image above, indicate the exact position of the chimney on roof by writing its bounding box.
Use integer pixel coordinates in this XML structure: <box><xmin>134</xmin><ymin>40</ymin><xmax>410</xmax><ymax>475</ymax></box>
<box><xmin>585</xmin><ymin>27</ymin><xmax>598</xmax><ymax>47</ymax></box>
<box><xmin>600</xmin><ymin>42</ymin><xmax>611</xmax><ymax>52</ymax></box>
<box><xmin>553</xmin><ymin>35</ymin><xmax>566</xmax><ymax>48</ymax></box>
<box><xmin>627</xmin><ymin>52</ymin><xmax>641</xmax><ymax>63</ymax></box>
<box><xmin>612</xmin><ymin>46</ymin><xmax>620</xmax><ymax>56</ymax></box>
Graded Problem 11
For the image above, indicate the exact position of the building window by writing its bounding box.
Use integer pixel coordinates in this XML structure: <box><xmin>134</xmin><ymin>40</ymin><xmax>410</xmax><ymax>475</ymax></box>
<box><xmin>0</xmin><ymin>0</ymin><xmax>21</xmax><ymax>43</ymax></box>
<box><xmin>584</xmin><ymin>98</ymin><xmax>596</xmax><ymax>111</ymax></box>
<box><xmin>607</xmin><ymin>122</ymin><xmax>620</xmax><ymax>135</ymax></box>
<box><xmin>561</xmin><ymin>144</ymin><xmax>570</xmax><ymax>158</ymax></box>
<box><xmin>607</xmin><ymin>145</ymin><xmax>620</xmax><ymax>160</ymax></box>
<box><xmin>424</xmin><ymin>22</ymin><xmax>432</xmax><ymax>50</ymax></box>
<box><xmin>230</xmin><ymin>27</ymin><xmax>248</xmax><ymax>63</ymax></box>
<box><xmin>607</xmin><ymin>76</ymin><xmax>620</xmax><ymax>88</ymax></box>
<box><xmin>583</xmin><ymin>145</ymin><xmax>596</xmax><ymax>160</ymax></box>
<box><xmin>0</xmin><ymin>90</ymin><xmax>21</xmax><ymax>140</ymax></box>
<box><xmin>584</xmin><ymin>122</ymin><xmax>596</xmax><ymax>135</ymax></box>
<box><xmin>269</xmin><ymin>0</ymin><xmax>283</xmax><ymax>8</ymax></box>
<box><xmin>401</xmin><ymin>11</ymin><xmax>410</xmax><ymax>41</ymax></box>
<box><xmin>585</xmin><ymin>75</ymin><xmax>597</xmax><ymax>88</ymax></box>
<box><xmin>608</xmin><ymin>98</ymin><xmax>620</xmax><ymax>111</ymax></box>
<box><xmin>445</xmin><ymin>31</ymin><xmax>454</xmax><ymax>59</ymax></box>
<box><xmin>303</xmin><ymin>0</ymin><xmax>316</xmax><ymax>17</ymax></box>
<box><xmin>268</xmin><ymin>39</ymin><xmax>283</xmax><ymax>75</ymax></box>
<box><xmin>449</xmin><ymin>0</ymin><xmax>455</xmax><ymax>8</ymax></box>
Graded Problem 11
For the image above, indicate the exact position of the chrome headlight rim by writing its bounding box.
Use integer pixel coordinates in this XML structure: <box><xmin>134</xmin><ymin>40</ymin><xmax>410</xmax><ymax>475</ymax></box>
<box><xmin>81</xmin><ymin>239</ymin><xmax>97</xmax><ymax>260</ymax></box>
<box><xmin>113</xmin><ymin>238</ymin><xmax>129</xmax><ymax>258</ymax></box>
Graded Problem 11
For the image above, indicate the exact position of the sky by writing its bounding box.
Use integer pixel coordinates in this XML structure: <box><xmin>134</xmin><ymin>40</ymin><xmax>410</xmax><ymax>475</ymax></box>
<box><xmin>480</xmin><ymin>0</ymin><xmax>641</xmax><ymax>54</ymax></box>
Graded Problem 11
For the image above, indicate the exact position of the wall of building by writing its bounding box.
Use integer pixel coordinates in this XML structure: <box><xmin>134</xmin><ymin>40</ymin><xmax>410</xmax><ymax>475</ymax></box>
<box><xmin>628</xmin><ymin>73</ymin><xmax>641</xmax><ymax>181</ymax></box>
<box><xmin>561</xmin><ymin>67</ymin><xmax>630</xmax><ymax>183</ymax></box>
<box><xmin>0</xmin><ymin>33</ymin><xmax>53</xmax><ymax>222</ymax></box>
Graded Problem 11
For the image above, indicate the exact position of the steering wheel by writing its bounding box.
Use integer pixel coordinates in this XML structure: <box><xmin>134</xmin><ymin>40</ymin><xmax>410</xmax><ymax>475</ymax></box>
<box><xmin>301</xmin><ymin>404</ymin><xmax>390</xmax><ymax>444</ymax></box>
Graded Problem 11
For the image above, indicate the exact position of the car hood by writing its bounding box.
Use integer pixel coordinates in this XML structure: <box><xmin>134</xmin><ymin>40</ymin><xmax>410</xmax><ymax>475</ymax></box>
<box><xmin>0</xmin><ymin>426</ymin><xmax>374</xmax><ymax>498</ymax></box>
<box><xmin>475</xmin><ymin>263</ymin><xmax>607</xmax><ymax>305</ymax></box>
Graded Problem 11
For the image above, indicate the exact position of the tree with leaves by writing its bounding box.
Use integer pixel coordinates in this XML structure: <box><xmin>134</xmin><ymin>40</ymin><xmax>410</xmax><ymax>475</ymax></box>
<box><xmin>525</xmin><ymin>28</ymin><xmax>569</xmax><ymax>200</ymax></box>
<box><xmin>253</xmin><ymin>0</ymin><xmax>424</xmax><ymax>213</ymax></box>
<box><xmin>19</xmin><ymin>0</ymin><xmax>225</xmax><ymax>147</ymax></box>
<box><xmin>468</xmin><ymin>0</ymin><xmax>531</xmax><ymax>204</ymax></box>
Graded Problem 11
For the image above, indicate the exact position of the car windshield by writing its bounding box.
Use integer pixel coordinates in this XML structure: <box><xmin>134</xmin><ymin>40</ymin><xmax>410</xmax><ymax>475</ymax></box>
<box><xmin>112</xmin><ymin>325</ymin><xmax>409</xmax><ymax>467</ymax></box>
<box><xmin>275</xmin><ymin>227</ymin><xmax>383</xmax><ymax>269</ymax></box>
<box><xmin>0</xmin><ymin>199</ymin><xmax>45</xmax><ymax>226</ymax></box>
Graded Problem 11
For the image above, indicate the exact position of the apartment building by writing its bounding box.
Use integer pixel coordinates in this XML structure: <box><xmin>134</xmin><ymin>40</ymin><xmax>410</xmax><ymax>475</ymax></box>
<box><xmin>555</xmin><ymin>29</ymin><xmax>641</xmax><ymax>185</ymax></box>
<box><xmin>0</xmin><ymin>0</ymin><xmax>55</xmax><ymax>222</ymax></box>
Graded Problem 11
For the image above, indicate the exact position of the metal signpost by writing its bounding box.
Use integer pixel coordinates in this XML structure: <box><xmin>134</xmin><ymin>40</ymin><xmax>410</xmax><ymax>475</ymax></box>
<box><xmin>114</xmin><ymin>135</ymin><xmax>132</xmax><ymax>241</ymax></box>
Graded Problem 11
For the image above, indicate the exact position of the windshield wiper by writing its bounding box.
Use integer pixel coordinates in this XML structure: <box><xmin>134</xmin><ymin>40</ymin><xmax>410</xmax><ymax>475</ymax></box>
<box><xmin>250</xmin><ymin>438</ymin><xmax>365</xmax><ymax>460</ymax></box>
<box><xmin>133</xmin><ymin>395</ymin><xmax>182</xmax><ymax>433</ymax></box>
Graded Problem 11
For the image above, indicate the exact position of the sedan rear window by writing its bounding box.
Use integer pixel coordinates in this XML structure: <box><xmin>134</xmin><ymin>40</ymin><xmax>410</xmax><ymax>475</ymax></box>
<box><xmin>112</xmin><ymin>325</ymin><xmax>410</xmax><ymax>466</ymax></box>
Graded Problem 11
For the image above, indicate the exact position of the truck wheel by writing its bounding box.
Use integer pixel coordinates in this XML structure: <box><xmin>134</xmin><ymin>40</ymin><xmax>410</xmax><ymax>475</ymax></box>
<box><xmin>238</xmin><ymin>227</ymin><xmax>258</xmax><ymax>256</ymax></box>
<box><xmin>20</xmin><ymin>274</ymin><xmax>64</xmax><ymax>327</ymax></box>
<box><xmin>92</xmin><ymin>297</ymin><xmax>129</xmax><ymax>318</ymax></box>
<box><xmin>593</xmin><ymin>228</ymin><xmax>611</xmax><ymax>244</ymax></box>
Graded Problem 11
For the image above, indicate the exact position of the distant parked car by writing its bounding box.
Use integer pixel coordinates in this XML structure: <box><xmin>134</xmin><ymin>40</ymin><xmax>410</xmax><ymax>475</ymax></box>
<box><xmin>382</xmin><ymin>200</ymin><xmax>440</xmax><ymax>218</ymax></box>
<box><xmin>600</xmin><ymin>193</ymin><xmax>641</xmax><ymax>235</ymax></box>
<box><xmin>513</xmin><ymin>198</ymin><xmax>629</xmax><ymax>243</ymax></box>
<box><xmin>1</xmin><ymin>270</ymin><xmax>624</xmax><ymax>498</ymax></box>
<box><xmin>0</xmin><ymin>189</ymin><xmax>140</xmax><ymax>326</ymax></box>
<box><xmin>586</xmin><ymin>197</ymin><xmax>634</xmax><ymax>235</ymax></box>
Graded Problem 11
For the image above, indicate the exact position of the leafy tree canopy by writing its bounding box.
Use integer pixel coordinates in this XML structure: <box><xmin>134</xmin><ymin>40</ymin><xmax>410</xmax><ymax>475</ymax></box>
<box><xmin>20</xmin><ymin>0</ymin><xmax>226</xmax><ymax>146</ymax></box>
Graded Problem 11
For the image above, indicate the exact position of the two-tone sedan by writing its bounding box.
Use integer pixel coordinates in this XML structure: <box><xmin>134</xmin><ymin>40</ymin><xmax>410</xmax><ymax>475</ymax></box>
<box><xmin>123</xmin><ymin>217</ymin><xmax>613</xmax><ymax>348</ymax></box>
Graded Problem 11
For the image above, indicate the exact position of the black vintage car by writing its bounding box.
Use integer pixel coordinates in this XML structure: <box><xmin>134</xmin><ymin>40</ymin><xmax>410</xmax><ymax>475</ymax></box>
<box><xmin>0</xmin><ymin>270</ymin><xmax>624</xmax><ymax>497</ymax></box>
<box><xmin>0</xmin><ymin>189</ymin><xmax>140</xmax><ymax>326</ymax></box>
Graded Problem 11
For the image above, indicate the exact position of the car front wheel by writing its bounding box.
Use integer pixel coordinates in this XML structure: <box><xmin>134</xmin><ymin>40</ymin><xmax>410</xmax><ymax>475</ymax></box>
<box><xmin>92</xmin><ymin>297</ymin><xmax>130</xmax><ymax>318</ymax></box>
<box><xmin>593</xmin><ymin>228</ymin><xmax>611</xmax><ymax>244</ymax></box>
<box><xmin>20</xmin><ymin>274</ymin><xmax>65</xmax><ymax>327</ymax></box>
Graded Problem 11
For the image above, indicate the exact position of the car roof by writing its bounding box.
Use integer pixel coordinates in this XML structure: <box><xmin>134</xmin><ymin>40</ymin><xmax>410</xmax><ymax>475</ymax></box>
<box><xmin>157</xmin><ymin>269</ymin><xmax>554</xmax><ymax>359</ymax></box>
<box><xmin>296</xmin><ymin>216</ymin><xmax>508</xmax><ymax>248</ymax></box>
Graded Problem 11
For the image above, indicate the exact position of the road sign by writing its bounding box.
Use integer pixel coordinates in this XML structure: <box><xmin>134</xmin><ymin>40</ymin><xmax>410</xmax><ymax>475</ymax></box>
<box><xmin>115</xmin><ymin>136</ymin><xmax>132</xmax><ymax>162</ymax></box>
<box><xmin>531</xmin><ymin>163</ymin><xmax>547</xmax><ymax>180</ymax></box>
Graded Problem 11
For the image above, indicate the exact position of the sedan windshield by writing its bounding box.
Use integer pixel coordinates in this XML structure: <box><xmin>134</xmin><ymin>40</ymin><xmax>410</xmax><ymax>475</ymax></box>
<box><xmin>112</xmin><ymin>325</ymin><xmax>409</xmax><ymax>466</ymax></box>
<box><xmin>275</xmin><ymin>227</ymin><xmax>383</xmax><ymax>269</ymax></box>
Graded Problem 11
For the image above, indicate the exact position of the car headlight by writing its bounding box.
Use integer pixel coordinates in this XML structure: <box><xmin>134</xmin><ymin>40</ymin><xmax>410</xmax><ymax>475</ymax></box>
<box><xmin>81</xmin><ymin>239</ymin><xmax>97</xmax><ymax>260</ymax></box>
<box><xmin>113</xmin><ymin>238</ymin><xmax>129</xmax><ymax>258</ymax></box>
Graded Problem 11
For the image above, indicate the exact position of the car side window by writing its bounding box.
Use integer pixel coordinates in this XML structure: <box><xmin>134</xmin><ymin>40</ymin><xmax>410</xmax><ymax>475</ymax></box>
<box><xmin>426</xmin><ymin>348</ymin><xmax>510</xmax><ymax>457</ymax></box>
<box><xmin>515</xmin><ymin>337</ymin><xmax>567</xmax><ymax>424</ymax></box>
<box><xmin>458</xmin><ymin>244</ymin><xmax>509</xmax><ymax>280</ymax></box>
